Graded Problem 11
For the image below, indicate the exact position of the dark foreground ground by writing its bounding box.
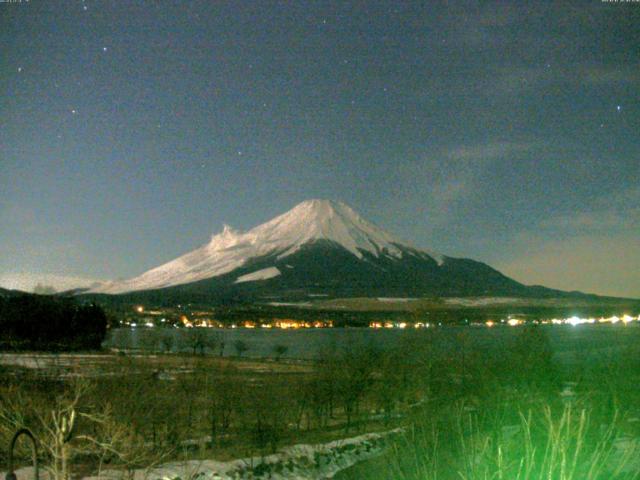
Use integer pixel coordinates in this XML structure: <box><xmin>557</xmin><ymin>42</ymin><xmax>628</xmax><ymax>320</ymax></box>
<box><xmin>3</xmin><ymin>323</ymin><xmax>640</xmax><ymax>479</ymax></box>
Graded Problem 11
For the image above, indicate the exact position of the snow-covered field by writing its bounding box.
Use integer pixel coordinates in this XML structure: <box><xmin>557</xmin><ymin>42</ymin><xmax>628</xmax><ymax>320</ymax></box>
<box><xmin>0</xmin><ymin>353</ymin><xmax>114</xmax><ymax>369</ymax></box>
<box><xmin>376</xmin><ymin>297</ymin><xmax>419</xmax><ymax>303</ymax></box>
<box><xmin>2</xmin><ymin>429</ymin><xmax>401</xmax><ymax>480</ymax></box>
<box><xmin>266</xmin><ymin>301</ymin><xmax>314</xmax><ymax>307</ymax></box>
<box><xmin>443</xmin><ymin>297</ymin><xmax>521</xmax><ymax>307</ymax></box>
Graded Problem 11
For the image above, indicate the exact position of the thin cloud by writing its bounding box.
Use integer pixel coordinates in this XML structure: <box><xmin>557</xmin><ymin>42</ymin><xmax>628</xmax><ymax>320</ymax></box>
<box><xmin>446</xmin><ymin>141</ymin><xmax>538</xmax><ymax>162</ymax></box>
<box><xmin>383</xmin><ymin>140</ymin><xmax>546</xmax><ymax>230</ymax></box>
<box><xmin>472</xmin><ymin>63</ymin><xmax>640</xmax><ymax>99</ymax></box>
<box><xmin>539</xmin><ymin>187</ymin><xmax>640</xmax><ymax>231</ymax></box>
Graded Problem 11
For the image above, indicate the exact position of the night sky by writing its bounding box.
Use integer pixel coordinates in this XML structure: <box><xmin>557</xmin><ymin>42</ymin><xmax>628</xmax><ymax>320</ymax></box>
<box><xmin>1</xmin><ymin>1</ymin><xmax>638</xmax><ymax>297</ymax></box>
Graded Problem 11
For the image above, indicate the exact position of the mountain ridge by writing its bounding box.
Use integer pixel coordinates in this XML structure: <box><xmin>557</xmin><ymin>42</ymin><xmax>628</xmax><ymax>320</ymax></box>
<box><xmin>84</xmin><ymin>199</ymin><xmax>618</xmax><ymax>302</ymax></box>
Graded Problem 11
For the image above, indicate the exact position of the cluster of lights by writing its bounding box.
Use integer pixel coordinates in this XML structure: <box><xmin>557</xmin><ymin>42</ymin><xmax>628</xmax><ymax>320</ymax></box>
<box><xmin>129</xmin><ymin>305</ymin><xmax>638</xmax><ymax>330</ymax></box>
<box><xmin>223</xmin><ymin>320</ymin><xmax>333</xmax><ymax>329</ymax></box>
<box><xmin>492</xmin><ymin>314</ymin><xmax>639</xmax><ymax>327</ymax></box>
<box><xmin>369</xmin><ymin>322</ymin><xmax>430</xmax><ymax>329</ymax></box>
<box><xmin>176</xmin><ymin>319</ymin><xmax>334</xmax><ymax>329</ymax></box>
<box><xmin>555</xmin><ymin>314</ymin><xmax>637</xmax><ymax>326</ymax></box>
<box><xmin>129</xmin><ymin>305</ymin><xmax>336</xmax><ymax>329</ymax></box>
<box><xmin>272</xmin><ymin>319</ymin><xmax>333</xmax><ymax>329</ymax></box>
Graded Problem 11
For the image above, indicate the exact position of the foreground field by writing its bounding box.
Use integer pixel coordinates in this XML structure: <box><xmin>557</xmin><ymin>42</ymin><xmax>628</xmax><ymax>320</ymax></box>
<box><xmin>3</xmin><ymin>324</ymin><xmax>640</xmax><ymax>479</ymax></box>
<box><xmin>0</xmin><ymin>342</ymin><xmax>417</xmax><ymax>479</ymax></box>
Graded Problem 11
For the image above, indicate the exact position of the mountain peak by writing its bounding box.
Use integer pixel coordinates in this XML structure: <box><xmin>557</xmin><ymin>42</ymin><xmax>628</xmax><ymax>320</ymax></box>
<box><xmin>287</xmin><ymin>199</ymin><xmax>351</xmax><ymax>220</ymax></box>
<box><xmin>284</xmin><ymin>199</ymin><xmax>358</xmax><ymax>223</ymax></box>
<box><xmin>297</xmin><ymin>198</ymin><xmax>339</xmax><ymax>208</ymax></box>
<box><xmin>254</xmin><ymin>199</ymin><xmax>406</xmax><ymax>260</ymax></box>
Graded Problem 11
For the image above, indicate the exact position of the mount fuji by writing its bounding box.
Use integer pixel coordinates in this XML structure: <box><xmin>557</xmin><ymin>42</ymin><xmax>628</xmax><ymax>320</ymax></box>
<box><xmin>87</xmin><ymin>199</ymin><xmax>562</xmax><ymax>301</ymax></box>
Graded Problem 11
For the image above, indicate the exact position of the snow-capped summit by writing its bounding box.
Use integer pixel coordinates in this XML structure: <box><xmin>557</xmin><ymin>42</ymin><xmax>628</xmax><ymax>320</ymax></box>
<box><xmin>243</xmin><ymin>199</ymin><xmax>439</xmax><ymax>261</ymax></box>
<box><xmin>90</xmin><ymin>199</ymin><xmax>444</xmax><ymax>294</ymax></box>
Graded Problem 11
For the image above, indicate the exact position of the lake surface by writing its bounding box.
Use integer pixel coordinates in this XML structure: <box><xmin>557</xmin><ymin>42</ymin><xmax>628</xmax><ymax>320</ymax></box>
<box><xmin>104</xmin><ymin>323</ymin><xmax>640</xmax><ymax>365</ymax></box>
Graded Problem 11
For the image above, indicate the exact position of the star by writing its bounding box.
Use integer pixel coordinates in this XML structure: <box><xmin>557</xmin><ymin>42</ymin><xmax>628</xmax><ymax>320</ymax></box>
<box><xmin>103</xmin><ymin>47</ymin><xmax>108</xmax><ymax>52</ymax></box>
<box><xmin>83</xmin><ymin>5</ymin><xmax>88</xmax><ymax>11</ymax></box>
<box><xmin>237</xmin><ymin>150</ymin><xmax>243</xmax><ymax>156</ymax></box>
<box><xmin>616</xmin><ymin>105</ymin><xmax>622</xmax><ymax>112</ymax></box>
<box><xmin>71</xmin><ymin>109</ymin><xmax>77</xmax><ymax>115</ymax></box>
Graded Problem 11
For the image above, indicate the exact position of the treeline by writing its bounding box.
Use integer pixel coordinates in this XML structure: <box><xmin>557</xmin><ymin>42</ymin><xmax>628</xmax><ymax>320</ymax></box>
<box><xmin>0</xmin><ymin>293</ymin><xmax>108</xmax><ymax>350</ymax></box>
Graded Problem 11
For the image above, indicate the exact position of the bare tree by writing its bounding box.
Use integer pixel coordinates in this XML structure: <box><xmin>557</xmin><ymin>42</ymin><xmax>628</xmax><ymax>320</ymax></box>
<box><xmin>180</xmin><ymin>328</ymin><xmax>217</xmax><ymax>355</ymax></box>
<box><xmin>207</xmin><ymin>364</ymin><xmax>240</xmax><ymax>446</ymax></box>
<box><xmin>138</xmin><ymin>329</ymin><xmax>159</xmax><ymax>353</ymax></box>
<box><xmin>307</xmin><ymin>347</ymin><xmax>340</xmax><ymax>429</ymax></box>
<box><xmin>245</xmin><ymin>376</ymin><xmax>289</xmax><ymax>455</ymax></box>
<box><xmin>0</xmin><ymin>377</ymin><xmax>167</xmax><ymax>480</ymax></box>
<box><xmin>159</xmin><ymin>330</ymin><xmax>175</xmax><ymax>353</ymax></box>
<box><xmin>335</xmin><ymin>345</ymin><xmax>378</xmax><ymax>432</ymax></box>
<box><xmin>234</xmin><ymin>339</ymin><xmax>249</xmax><ymax>357</ymax></box>
<box><xmin>272</xmin><ymin>344</ymin><xmax>288</xmax><ymax>361</ymax></box>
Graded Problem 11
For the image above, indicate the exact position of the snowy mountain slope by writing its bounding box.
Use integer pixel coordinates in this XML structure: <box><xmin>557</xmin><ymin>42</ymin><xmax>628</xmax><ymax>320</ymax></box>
<box><xmin>90</xmin><ymin>199</ymin><xmax>445</xmax><ymax>294</ymax></box>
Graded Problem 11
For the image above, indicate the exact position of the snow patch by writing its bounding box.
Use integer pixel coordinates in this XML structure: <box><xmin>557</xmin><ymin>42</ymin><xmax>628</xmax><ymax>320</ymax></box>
<box><xmin>376</xmin><ymin>297</ymin><xmax>419</xmax><ymax>303</ymax></box>
<box><xmin>234</xmin><ymin>267</ymin><xmax>281</xmax><ymax>284</ymax></box>
<box><xmin>443</xmin><ymin>297</ymin><xmax>520</xmax><ymax>307</ymax></box>
<box><xmin>267</xmin><ymin>302</ymin><xmax>313</xmax><ymax>307</ymax></box>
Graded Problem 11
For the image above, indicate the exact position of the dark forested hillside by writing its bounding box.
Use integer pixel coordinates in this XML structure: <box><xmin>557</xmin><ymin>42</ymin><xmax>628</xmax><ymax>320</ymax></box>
<box><xmin>0</xmin><ymin>293</ymin><xmax>108</xmax><ymax>350</ymax></box>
